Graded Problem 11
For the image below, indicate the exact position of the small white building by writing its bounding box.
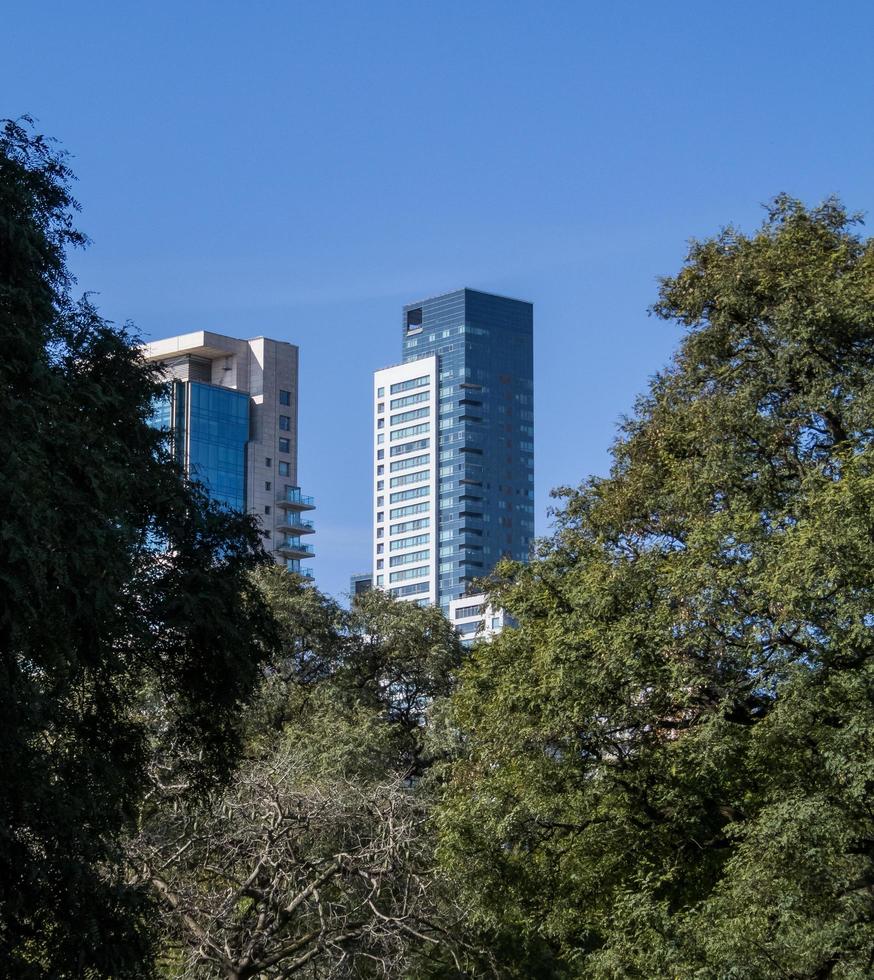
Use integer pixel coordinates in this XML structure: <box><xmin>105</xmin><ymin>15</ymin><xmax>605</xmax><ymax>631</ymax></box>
<box><xmin>448</xmin><ymin>593</ymin><xmax>511</xmax><ymax>646</ymax></box>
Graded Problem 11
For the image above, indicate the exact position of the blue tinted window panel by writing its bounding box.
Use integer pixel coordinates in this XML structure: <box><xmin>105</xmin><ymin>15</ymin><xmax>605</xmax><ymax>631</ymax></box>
<box><xmin>187</xmin><ymin>382</ymin><xmax>250</xmax><ymax>511</ymax></box>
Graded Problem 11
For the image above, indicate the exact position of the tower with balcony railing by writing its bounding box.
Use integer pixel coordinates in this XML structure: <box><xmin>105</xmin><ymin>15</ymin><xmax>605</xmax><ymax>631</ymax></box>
<box><xmin>144</xmin><ymin>331</ymin><xmax>315</xmax><ymax>578</ymax></box>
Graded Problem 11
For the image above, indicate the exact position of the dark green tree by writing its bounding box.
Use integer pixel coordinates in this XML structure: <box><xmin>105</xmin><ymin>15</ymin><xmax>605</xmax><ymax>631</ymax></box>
<box><xmin>438</xmin><ymin>197</ymin><xmax>874</xmax><ymax>978</ymax></box>
<box><xmin>0</xmin><ymin>119</ymin><xmax>277</xmax><ymax>977</ymax></box>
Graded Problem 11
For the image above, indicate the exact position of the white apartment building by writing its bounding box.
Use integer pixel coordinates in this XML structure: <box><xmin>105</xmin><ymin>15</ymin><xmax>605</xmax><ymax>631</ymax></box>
<box><xmin>143</xmin><ymin>330</ymin><xmax>315</xmax><ymax>574</ymax></box>
<box><xmin>371</xmin><ymin>359</ymin><xmax>511</xmax><ymax>645</ymax></box>
<box><xmin>372</xmin><ymin>356</ymin><xmax>438</xmax><ymax>605</ymax></box>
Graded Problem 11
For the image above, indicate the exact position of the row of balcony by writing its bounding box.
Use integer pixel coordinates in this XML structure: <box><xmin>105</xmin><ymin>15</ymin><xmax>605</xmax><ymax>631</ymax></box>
<box><xmin>275</xmin><ymin>487</ymin><xmax>316</xmax><ymax>571</ymax></box>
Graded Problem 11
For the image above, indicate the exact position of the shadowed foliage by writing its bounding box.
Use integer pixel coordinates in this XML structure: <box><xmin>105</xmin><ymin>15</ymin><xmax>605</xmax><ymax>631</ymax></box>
<box><xmin>0</xmin><ymin>118</ymin><xmax>278</xmax><ymax>978</ymax></box>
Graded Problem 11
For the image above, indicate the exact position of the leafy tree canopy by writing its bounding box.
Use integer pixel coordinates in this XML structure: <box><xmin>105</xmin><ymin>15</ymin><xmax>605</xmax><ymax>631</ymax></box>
<box><xmin>135</xmin><ymin>571</ymin><xmax>477</xmax><ymax>979</ymax></box>
<box><xmin>0</xmin><ymin>118</ymin><xmax>277</xmax><ymax>978</ymax></box>
<box><xmin>438</xmin><ymin>197</ymin><xmax>874</xmax><ymax>978</ymax></box>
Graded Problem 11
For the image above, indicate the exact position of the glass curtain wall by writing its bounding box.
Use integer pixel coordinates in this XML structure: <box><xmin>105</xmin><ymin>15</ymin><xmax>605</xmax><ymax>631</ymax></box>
<box><xmin>401</xmin><ymin>289</ymin><xmax>534</xmax><ymax>610</ymax></box>
<box><xmin>187</xmin><ymin>382</ymin><xmax>250</xmax><ymax>510</ymax></box>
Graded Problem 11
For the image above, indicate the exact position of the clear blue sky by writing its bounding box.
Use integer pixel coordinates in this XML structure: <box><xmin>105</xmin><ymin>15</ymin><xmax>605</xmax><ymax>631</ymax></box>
<box><xmin>5</xmin><ymin>1</ymin><xmax>873</xmax><ymax>599</ymax></box>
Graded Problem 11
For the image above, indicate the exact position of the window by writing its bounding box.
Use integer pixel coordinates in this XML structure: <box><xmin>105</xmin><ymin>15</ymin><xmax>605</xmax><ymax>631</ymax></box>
<box><xmin>390</xmin><ymin>517</ymin><xmax>430</xmax><ymax>534</ymax></box>
<box><xmin>455</xmin><ymin>604</ymin><xmax>485</xmax><ymax>619</ymax></box>
<box><xmin>265</xmin><ymin>457</ymin><xmax>272</xmax><ymax>467</ymax></box>
<box><xmin>491</xmin><ymin>617</ymin><xmax>501</xmax><ymax>630</ymax></box>
<box><xmin>390</xmin><ymin>469</ymin><xmax>429</xmax><ymax>488</ymax></box>
<box><xmin>376</xmin><ymin>543</ymin><xmax>384</xmax><ymax>554</ymax></box>
<box><xmin>389</xmin><ymin>566</ymin><xmax>429</xmax><ymax>583</ymax></box>
<box><xmin>390</xmin><ymin>390</ymin><xmax>429</xmax><ymax>410</ymax></box>
<box><xmin>279</xmin><ymin>461</ymin><xmax>290</xmax><ymax>476</ymax></box>
<box><xmin>376</xmin><ymin>559</ymin><xmax>384</xmax><ymax>569</ymax></box>
<box><xmin>377</xmin><ymin>465</ymin><xmax>384</xmax><ymax>476</ymax></box>
<box><xmin>389</xmin><ymin>549</ymin><xmax>430</xmax><ymax>567</ymax></box>
<box><xmin>377</xmin><ymin>527</ymin><xmax>384</xmax><ymax>538</ymax></box>
<box><xmin>390</xmin><ymin>422</ymin><xmax>429</xmax><ymax>441</ymax></box>
<box><xmin>376</xmin><ymin>574</ymin><xmax>384</xmax><ymax>586</ymax></box>
<box><xmin>390</xmin><ymin>486</ymin><xmax>430</xmax><ymax>503</ymax></box>
<box><xmin>377</xmin><ymin>496</ymin><xmax>384</xmax><ymax>506</ymax></box>
<box><xmin>377</xmin><ymin>418</ymin><xmax>384</xmax><ymax>429</ymax></box>
<box><xmin>390</xmin><ymin>501</ymin><xmax>429</xmax><ymax>519</ymax></box>
<box><xmin>264</xmin><ymin>505</ymin><xmax>271</xmax><ymax>515</ymax></box>
<box><xmin>377</xmin><ymin>449</ymin><xmax>384</xmax><ymax>460</ymax></box>
<box><xmin>279</xmin><ymin>438</ymin><xmax>290</xmax><ymax>453</ymax></box>
<box><xmin>390</xmin><ymin>453</ymin><xmax>429</xmax><ymax>472</ymax></box>
<box><xmin>389</xmin><ymin>582</ymin><xmax>429</xmax><ymax>597</ymax></box>
<box><xmin>377</xmin><ymin>433</ymin><xmax>384</xmax><ymax>444</ymax></box>
<box><xmin>390</xmin><ymin>375</ymin><xmax>429</xmax><ymax>394</ymax></box>
<box><xmin>279</xmin><ymin>389</ymin><xmax>291</xmax><ymax>405</ymax></box>
<box><xmin>390</xmin><ymin>533</ymin><xmax>430</xmax><ymax>551</ymax></box>
<box><xmin>390</xmin><ymin>438</ymin><xmax>429</xmax><ymax>457</ymax></box>
<box><xmin>264</xmin><ymin>530</ymin><xmax>271</xmax><ymax>539</ymax></box>
<box><xmin>376</xmin><ymin>511</ymin><xmax>384</xmax><ymax>523</ymax></box>
<box><xmin>377</xmin><ymin>402</ymin><xmax>384</xmax><ymax>413</ymax></box>
<box><xmin>377</xmin><ymin>386</ymin><xmax>384</xmax><ymax>397</ymax></box>
<box><xmin>265</xmin><ymin>481</ymin><xmax>271</xmax><ymax>491</ymax></box>
<box><xmin>279</xmin><ymin>415</ymin><xmax>291</xmax><ymax>431</ymax></box>
<box><xmin>377</xmin><ymin>480</ymin><xmax>384</xmax><ymax>490</ymax></box>
<box><xmin>391</xmin><ymin>406</ymin><xmax>429</xmax><ymax>426</ymax></box>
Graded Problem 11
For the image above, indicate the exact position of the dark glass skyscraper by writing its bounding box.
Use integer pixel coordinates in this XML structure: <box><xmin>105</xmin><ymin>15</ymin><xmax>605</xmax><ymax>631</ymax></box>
<box><xmin>373</xmin><ymin>288</ymin><xmax>533</xmax><ymax>612</ymax></box>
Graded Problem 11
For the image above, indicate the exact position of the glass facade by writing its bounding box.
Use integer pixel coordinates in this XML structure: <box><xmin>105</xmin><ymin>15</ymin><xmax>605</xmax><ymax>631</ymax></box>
<box><xmin>150</xmin><ymin>380</ymin><xmax>250</xmax><ymax>511</ymax></box>
<box><xmin>187</xmin><ymin>382</ymin><xmax>250</xmax><ymax>510</ymax></box>
<box><xmin>401</xmin><ymin>289</ymin><xmax>534</xmax><ymax>609</ymax></box>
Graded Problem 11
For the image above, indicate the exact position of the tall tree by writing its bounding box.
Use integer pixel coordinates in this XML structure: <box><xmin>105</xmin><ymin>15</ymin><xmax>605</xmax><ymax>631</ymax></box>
<box><xmin>438</xmin><ymin>197</ymin><xmax>874</xmax><ymax>978</ymax></box>
<box><xmin>0</xmin><ymin>119</ymin><xmax>277</xmax><ymax>977</ymax></box>
<box><xmin>133</xmin><ymin>572</ymin><xmax>477</xmax><ymax>979</ymax></box>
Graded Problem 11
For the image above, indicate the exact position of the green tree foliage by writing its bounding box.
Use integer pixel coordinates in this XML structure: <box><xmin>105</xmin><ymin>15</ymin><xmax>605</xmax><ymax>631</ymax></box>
<box><xmin>135</xmin><ymin>570</ymin><xmax>477</xmax><ymax>978</ymax></box>
<box><xmin>0</xmin><ymin>119</ymin><xmax>277</xmax><ymax>978</ymax></box>
<box><xmin>438</xmin><ymin>197</ymin><xmax>874</xmax><ymax>978</ymax></box>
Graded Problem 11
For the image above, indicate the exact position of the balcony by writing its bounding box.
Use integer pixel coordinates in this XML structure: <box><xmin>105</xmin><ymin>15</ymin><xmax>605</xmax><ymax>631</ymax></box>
<box><xmin>285</xmin><ymin>559</ymin><xmax>314</xmax><ymax>579</ymax></box>
<box><xmin>277</xmin><ymin>537</ymin><xmax>316</xmax><ymax>559</ymax></box>
<box><xmin>276</xmin><ymin>516</ymin><xmax>315</xmax><ymax>535</ymax></box>
<box><xmin>277</xmin><ymin>486</ymin><xmax>316</xmax><ymax>511</ymax></box>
